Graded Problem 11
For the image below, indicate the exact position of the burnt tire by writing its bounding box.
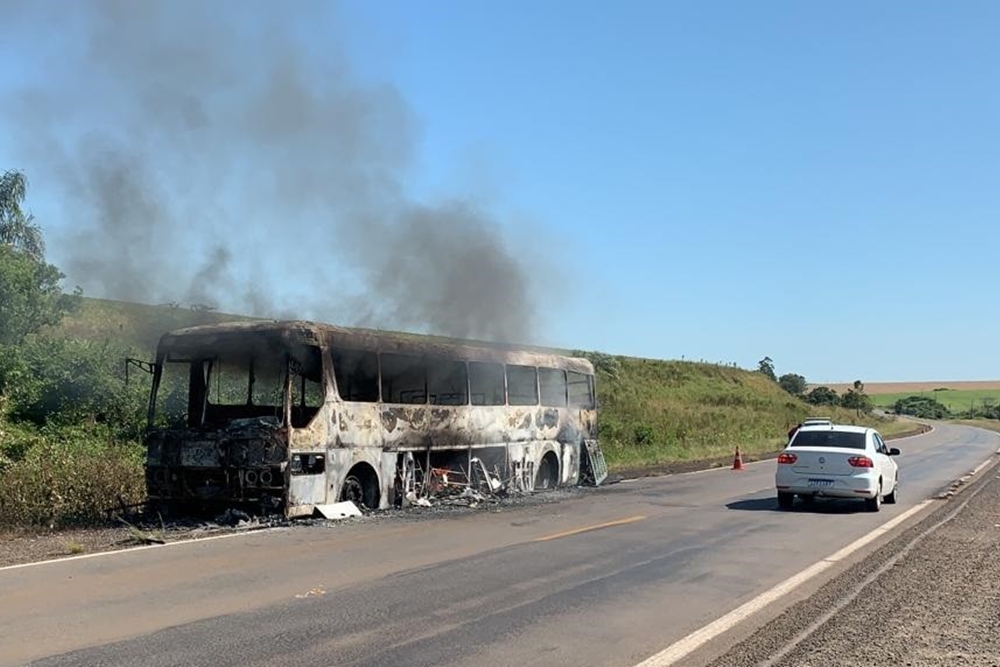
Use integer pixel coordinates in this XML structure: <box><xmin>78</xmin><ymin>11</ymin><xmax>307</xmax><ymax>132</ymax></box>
<box><xmin>340</xmin><ymin>466</ymin><xmax>380</xmax><ymax>510</ymax></box>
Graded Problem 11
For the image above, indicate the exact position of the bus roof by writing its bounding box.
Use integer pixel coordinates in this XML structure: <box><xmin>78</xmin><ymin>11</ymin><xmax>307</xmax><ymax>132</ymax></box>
<box><xmin>156</xmin><ymin>320</ymin><xmax>596</xmax><ymax>374</ymax></box>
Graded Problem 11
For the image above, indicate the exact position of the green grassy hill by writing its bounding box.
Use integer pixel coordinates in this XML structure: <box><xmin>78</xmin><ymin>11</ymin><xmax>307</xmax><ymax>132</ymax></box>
<box><xmin>54</xmin><ymin>298</ymin><xmax>912</xmax><ymax>469</ymax></box>
<box><xmin>589</xmin><ymin>355</ymin><xmax>911</xmax><ymax>470</ymax></box>
<box><xmin>54</xmin><ymin>298</ymin><xmax>257</xmax><ymax>354</ymax></box>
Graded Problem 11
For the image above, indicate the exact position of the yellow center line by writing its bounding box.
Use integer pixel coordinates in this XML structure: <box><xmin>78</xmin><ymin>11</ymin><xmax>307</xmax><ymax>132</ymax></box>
<box><xmin>533</xmin><ymin>515</ymin><xmax>647</xmax><ymax>542</ymax></box>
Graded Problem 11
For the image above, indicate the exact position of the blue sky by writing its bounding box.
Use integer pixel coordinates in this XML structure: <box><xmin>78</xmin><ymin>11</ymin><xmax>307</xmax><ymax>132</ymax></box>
<box><xmin>1</xmin><ymin>1</ymin><xmax>998</xmax><ymax>382</ymax></box>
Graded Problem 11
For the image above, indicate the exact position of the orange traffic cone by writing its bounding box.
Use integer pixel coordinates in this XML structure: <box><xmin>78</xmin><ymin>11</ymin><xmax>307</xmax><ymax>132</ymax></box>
<box><xmin>732</xmin><ymin>446</ymin><xmax>745</xmax><ymax>471</ymax></box>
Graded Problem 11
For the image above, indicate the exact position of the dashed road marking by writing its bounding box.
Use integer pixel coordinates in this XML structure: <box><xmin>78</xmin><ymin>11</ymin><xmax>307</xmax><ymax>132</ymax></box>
<box><xmin>534</xmin><ymin>515</ymin><xmax>646</xmax><ymax>542</ymax></box>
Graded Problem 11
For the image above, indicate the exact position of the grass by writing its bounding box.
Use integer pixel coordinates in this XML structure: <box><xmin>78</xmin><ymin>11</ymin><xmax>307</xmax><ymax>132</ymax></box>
<box><xmin>62</xmin><ymin>540</ymin><xmax>86</xmax><ymax>555</ymax></box>
<box><xmin>55</xmin><ymin>297</ymin><xmax>255</xmax><ymax>355</ymax></box>
<box><xmin>0</xmin><ymin>422</ymin><xmax>146</xmax><ymax>528</ymax></box>
<box><xmin>871</xmin><ymin>389</ymin><xmax>1000</xmax><ymax>413</ymax></box>
<box><xmin>586</xmin><ymin>354</ymin><xmax>914</xmax><ymax>471</ymax></box>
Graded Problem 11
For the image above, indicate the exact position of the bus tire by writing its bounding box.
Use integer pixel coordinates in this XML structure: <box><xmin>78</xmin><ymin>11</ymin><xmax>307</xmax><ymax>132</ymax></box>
<box><xmin>340</xmin><ymin>463</ymin><xmax>380</xmax><ymax>510</ymax></box>
<box><xmin>535</xmin><ymin>452</ymin><xmax>559</xmax><ymax>490</ymax></box>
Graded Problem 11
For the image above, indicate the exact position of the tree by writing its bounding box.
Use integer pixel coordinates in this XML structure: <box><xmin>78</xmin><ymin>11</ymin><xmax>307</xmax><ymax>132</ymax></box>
<box><xmin>757</xmin><ymin>356</ymin><xmax>776</xmax><ymax>382</ymax></box>
<box><xmin>806</xmin><ymin>386</ymin><xmax>839</xmax><ymax>406</ymax></box>
<box><xmin>0</xmin><ymin>170</ymin><xmax>45</xmax><ymax>261</ymax></box>
<box><xmin>0</xmin><ymin>245</ymin><xmax>79</xmax><ymax>349</ymax></box>
<box><xmin>841</xmin><ymin>379</ymin><xmax>873</xmax><ymax>415</ymax></box>
<box><xmin>778</xmin><ymin>373</ymin><xmax>807</xmax><ymax>396</ymax></box>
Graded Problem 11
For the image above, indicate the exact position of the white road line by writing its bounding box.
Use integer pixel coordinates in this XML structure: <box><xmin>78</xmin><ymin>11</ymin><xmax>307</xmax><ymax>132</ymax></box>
<box><xmin>970</xmin><ymin>458</ymin><xmax>994</xmax><ymax>477</ymax></box>
<box><xmin>0</xmin><ymin>527</ymin><xmax>283</xmax><ymax>573</ymax></box>
<box><xmin>632</xmin><ymin>499</ymin><xmax>934</xmax><ymax>667</ymax></box>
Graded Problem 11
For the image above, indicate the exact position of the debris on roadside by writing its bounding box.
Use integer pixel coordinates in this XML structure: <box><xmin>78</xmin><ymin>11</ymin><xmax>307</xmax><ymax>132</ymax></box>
<box><xmin>115</xmin><ymin>516</ymin><xmax>166</xmax><ymax>545</ymax></box>
<box><xmin>314</xmin><ymin>501</ymin><xmax>362</xmax><ymax>520</ymax></box>
<box><xmin>393</xmin><ymin>454</ymin><xmax>531</xmax><ymax>511</ymax></box>
<box><xmin>214</xmin><ymin>507</ymin><xmax>254</xmax><ymax>526</ymax></box>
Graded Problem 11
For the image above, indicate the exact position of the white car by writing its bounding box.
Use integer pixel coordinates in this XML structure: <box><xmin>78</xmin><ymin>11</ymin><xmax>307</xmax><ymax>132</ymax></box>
<box><xmin>775</xmin><ymin>424</ymin><xmax>900</xmax><ymax>511</ymax></box>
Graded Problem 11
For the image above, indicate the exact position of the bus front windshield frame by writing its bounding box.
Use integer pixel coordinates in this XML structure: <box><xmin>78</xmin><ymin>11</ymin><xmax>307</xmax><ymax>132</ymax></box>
<box><xmin>150</xmin><ymin>348</ymin><xmax>291</xmax><ymax>430</ymax></box>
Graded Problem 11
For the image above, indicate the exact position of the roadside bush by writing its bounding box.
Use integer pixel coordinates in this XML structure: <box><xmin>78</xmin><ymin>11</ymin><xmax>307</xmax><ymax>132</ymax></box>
<box><xmin>0</xmin><ymin>411</ymin><xmax>46</xmax><ymax>473</ymax></box>
<box><xmin>0</xmin><ymin>423</ymin><xmax>145</xmax><ymax>527</ymax></box>
<box><xmin>806</xmin><ymin>386</ymin><xmax>839</xmax><ymax>406</ymax></box>
<box><xmin>633</xmin><ymin>423</ymin><xmax>655</xmax><ymax>445</ymax></box>
<box><xmin>0</xmin><ymin>334</ymin><xmax>149</xmax><ymax>439</ymax></box>
<box><xmin>778</xmin><ymin>373</ymin><xmax>807</xmax><ymax>396</ymax></box>
<box><xmin>894</xmin><ymin>395</ymin><xmax>951</xmax><ymax>420</ymax></box>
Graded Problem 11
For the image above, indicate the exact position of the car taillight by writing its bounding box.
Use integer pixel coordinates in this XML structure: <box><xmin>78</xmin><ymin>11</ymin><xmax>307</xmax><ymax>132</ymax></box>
<box><xmin>777</xmin><ymin>453</ymin><xmax>797</xmax><ymax>464</ymax></box>
<box><xmin>848</xmin><ymin>456</ymin><xmax>874</xmax><ymax>468</ymax></box>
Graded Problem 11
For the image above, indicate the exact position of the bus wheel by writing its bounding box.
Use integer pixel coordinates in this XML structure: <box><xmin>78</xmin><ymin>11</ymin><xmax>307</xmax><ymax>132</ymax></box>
<box><xmin>340</xmin><ymin>463</ymin><xmax>380</xmax><ymax>510</ymax></box>
<box><xmin>535</xmin><ymin>452</ymin><xmax>559</xmax><ymax>490</ymax></box>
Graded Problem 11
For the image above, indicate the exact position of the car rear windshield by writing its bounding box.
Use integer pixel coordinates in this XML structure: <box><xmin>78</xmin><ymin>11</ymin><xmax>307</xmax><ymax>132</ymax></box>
<box><xmin>790</xmin><ymin>430</ymin><xmax>866</xmax><ymax>450</ymax></box>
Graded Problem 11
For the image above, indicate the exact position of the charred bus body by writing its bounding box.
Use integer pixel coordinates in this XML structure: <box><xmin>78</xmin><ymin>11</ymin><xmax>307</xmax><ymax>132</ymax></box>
<box><xmin>143</xmin><ymin>321</ymin><xmax>606</xmax><ymax>517</ymax></box>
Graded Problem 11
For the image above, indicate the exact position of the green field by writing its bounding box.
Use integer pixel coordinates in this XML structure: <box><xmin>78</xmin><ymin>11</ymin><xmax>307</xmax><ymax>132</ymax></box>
<box><xmin>872</xmin><ymin>389</ymin><xmax>1000</xmax><ymax>413</ymax></box>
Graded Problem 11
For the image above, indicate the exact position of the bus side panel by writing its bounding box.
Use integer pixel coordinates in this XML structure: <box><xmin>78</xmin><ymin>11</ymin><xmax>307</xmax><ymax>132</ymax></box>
<box><xmin>336</xmin><ymin>403</ymin><xmax>383</xmax><ymax>448</ymax></box>
<box><xmin>561</xmin><ymin>440</ymin><xmax>581</xmax><ymax>485</ymax></box>
<box><xmin>381</xmin><ymin>404</ymin><xmax>497</xmax><ymax>448</ymax></box>
<box><xmin>286</xmin><ymin>399</ymin><xmax>336</xmax><ymax>516</ymax></box>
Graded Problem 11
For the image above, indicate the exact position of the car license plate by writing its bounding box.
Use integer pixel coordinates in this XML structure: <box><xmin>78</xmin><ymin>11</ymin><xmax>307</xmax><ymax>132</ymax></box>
<box><xmin>807</xmin><ymin>478</ymin><xmax>833</xmax><ymax>487</ymax></box>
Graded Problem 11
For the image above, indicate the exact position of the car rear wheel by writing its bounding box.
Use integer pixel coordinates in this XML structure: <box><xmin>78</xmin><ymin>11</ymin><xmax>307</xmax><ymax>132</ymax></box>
<box><xmin>865</xmin><ymin>481</ymin><xmax>883</xmax><ymax>512</ymax></box>
<box><xmin>777</xmin><ymin>492</ymin><xmax>794</xmax><ymax>510</ymax></box>
<box><xmin>884</xmin><ymin>475</ymin><xmax>898</xmax><ymax>504</ymax></box>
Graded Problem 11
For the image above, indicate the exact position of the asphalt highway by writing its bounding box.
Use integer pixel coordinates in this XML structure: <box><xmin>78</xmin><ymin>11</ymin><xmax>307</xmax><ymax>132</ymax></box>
<box><xmin>1</xmin><ymin>422</ymin><xmax>996</xmax><ymax>667</ymax></box>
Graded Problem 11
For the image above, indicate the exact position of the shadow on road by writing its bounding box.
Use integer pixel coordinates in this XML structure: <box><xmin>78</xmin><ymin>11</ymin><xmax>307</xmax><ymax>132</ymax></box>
<box><xmin>726</xmin><ymin>497</ymin><xmax>779</xmax><ymax>512</ymax></box>
<box><xmin>726</xmin><ymin>496</ymin><xmax>869</xmax><ymax>514</ymax></box>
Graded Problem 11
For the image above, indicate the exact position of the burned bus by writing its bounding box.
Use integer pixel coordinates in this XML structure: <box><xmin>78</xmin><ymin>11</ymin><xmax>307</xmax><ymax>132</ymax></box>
<box><xmin>142</xmin><ymin>321</ymin><xmax>607</xmax><ymax>517</ymax></box>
